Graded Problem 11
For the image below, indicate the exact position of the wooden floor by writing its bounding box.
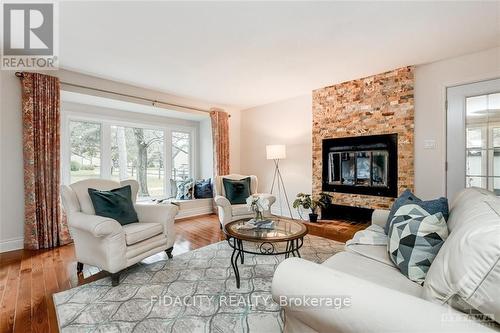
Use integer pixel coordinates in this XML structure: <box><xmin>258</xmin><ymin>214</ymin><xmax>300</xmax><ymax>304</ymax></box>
<box><xmin>0</xmin><ymin>214</ymin><xmax>364</xmax><ymax>333</ymax></box>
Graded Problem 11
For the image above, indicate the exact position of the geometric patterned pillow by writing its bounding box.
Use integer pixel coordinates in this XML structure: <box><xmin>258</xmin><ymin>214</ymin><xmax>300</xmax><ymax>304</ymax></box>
<box><xmin>388</xmin><ymin>204</ymin><xmax>449</xmax><ymax>283</ymax></box>
<box><xmin>175</xmin><ymin>178</ymin><xmax>194</xmax><ymax>200</ymax></box>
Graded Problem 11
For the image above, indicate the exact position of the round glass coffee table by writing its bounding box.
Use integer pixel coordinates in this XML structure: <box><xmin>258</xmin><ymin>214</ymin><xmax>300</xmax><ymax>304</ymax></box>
<box><xmin>224</xmin><ymin>217</ymin><xmax>308</xmax><ymax>288</ymax></box>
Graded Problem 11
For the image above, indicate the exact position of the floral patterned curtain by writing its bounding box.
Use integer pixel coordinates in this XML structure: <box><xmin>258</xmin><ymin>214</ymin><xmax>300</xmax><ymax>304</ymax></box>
<box><xmin>209</xmin><ymin>109</ymin><xmax>230</xmax><ymax>176</ymax></box>
<box><xmin>20</xmin><ymin>72</ymin><xmax>71</xmax><ymax>249</ymax></box>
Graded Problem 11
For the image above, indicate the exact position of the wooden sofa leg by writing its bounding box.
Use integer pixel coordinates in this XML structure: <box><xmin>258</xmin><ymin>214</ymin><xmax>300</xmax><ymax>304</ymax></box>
<box><xmin>111</xmin><ymin>273</ymin><xmax>120</xmax><ymax>286</ymax></box>
<box><xmin>76</xmin><ymin>262</ymin><xmax>83</xmax><ymax>274</ymax></box>
<box><xmin>165</xmin><ymin>247</ymin><xmax>174</xmax><ymax>259</ymax></box>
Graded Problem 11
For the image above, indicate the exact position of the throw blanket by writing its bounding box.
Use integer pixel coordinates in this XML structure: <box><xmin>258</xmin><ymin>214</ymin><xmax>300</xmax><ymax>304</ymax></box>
<box><xmin>346</xmin><ymin>224</ymin><xmax>387</xmax><ymax>246</ymax></box>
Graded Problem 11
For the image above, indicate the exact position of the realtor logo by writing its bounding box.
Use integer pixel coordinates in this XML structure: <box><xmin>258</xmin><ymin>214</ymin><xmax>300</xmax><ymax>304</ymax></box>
<box><xmin>1</xmin><ymin>2</ymin><xmax>58</xmax><ymax>69</ymax></box>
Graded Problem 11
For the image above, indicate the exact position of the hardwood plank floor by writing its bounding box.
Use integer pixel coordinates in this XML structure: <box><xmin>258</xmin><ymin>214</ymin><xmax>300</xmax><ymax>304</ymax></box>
<box><xmin>0</xmin><ymin>214</ymin><xmax>223</xmax><ymax>333</ymax></box>
<box><xmin>0</xmin><ymin>214</ymin><xmax>363</xmax><ymax>333</ymax></box>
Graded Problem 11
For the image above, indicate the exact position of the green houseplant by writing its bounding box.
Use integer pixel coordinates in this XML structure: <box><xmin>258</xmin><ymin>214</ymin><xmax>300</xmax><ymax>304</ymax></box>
<box><xmin>292</xmin><ymin>192</ymin><xmax>332</xmax><ymax>222</ymax></box>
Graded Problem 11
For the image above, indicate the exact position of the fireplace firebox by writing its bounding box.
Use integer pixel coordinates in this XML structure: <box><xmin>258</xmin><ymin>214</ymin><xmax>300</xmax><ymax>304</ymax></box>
<box><xmin>322</xmin><ymin>134</ymin><xmax>398</xmax><ymax>197</ymax></box>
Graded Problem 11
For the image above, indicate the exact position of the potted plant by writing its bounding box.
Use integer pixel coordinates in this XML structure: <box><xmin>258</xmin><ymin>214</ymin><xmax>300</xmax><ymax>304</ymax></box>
<box><xmin>292</xmin><ymin>192</ymin><xmax>332</xmax><ymax>222</ymax></box>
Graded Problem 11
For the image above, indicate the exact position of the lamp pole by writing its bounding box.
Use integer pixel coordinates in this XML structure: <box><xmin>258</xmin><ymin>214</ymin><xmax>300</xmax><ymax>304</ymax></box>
<box><xmin>270</xmin><ymin>158</ymin><xmax>293</xmax><ymax>219</ymax></box>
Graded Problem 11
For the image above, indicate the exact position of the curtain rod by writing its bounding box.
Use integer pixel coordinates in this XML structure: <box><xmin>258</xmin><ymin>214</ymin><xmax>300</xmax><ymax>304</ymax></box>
<box><xmin>15</xmin><ymin>71</ymin><xmax>230</xmax><ymax>117</ymax></box>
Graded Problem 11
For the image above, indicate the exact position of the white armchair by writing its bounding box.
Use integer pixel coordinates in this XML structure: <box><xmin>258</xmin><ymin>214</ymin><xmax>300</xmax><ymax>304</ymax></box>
<box><xmin>214</xmin><ymin>174</ymin><xmax>276</xmax><ymax>227</ymax></box>
<box><xmin>61</xmin><ymin>179</ymin><xmax>178</xmax><ymax>286</ymax></box>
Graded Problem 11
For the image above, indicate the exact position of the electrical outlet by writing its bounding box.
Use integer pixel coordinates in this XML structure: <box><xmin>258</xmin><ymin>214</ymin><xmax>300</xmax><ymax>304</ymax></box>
<box><xmin>423</xmin><ymin>140</ymin><xmax>437</xmax><ymax>150</ymax></box>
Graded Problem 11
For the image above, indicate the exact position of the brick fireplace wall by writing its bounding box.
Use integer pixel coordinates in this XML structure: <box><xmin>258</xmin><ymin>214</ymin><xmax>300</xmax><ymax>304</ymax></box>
<box><xmin>312</xmin><ymin>66</ymin><xmax>414</xmax><ymax>209</ymax></box>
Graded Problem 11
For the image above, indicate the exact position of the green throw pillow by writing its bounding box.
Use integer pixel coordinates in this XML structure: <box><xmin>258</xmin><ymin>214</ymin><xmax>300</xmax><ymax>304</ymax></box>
<box><xmin>223</xmin><ymin>177</ymin><xmax>251</xmax><ymax>205</ymax></box>
<box><xmin>88</xmin><ymin>185</ymin><xmax>138</xmax><ymax>225</ymax></box>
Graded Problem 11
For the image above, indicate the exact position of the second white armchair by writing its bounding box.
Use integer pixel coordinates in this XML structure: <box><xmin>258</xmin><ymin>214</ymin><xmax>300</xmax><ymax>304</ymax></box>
<box><xmin>214</xmin><ymin>174</ymin><xmax>276</xmax><ymax>227</ymax></box>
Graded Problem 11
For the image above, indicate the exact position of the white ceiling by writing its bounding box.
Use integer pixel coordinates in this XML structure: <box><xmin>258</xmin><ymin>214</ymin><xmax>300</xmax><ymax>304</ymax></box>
<box><xmin>59</xmin><ymin>1</ymin><xmax>500</xmax><ymax>109</ymax></box>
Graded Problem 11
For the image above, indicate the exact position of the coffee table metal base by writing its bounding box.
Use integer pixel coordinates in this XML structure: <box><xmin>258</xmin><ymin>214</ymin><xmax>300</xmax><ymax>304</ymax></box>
<box><xmin>226</xmin><ymin>237</ymin><xmax>304</xmax><ymax>289</ymax></box>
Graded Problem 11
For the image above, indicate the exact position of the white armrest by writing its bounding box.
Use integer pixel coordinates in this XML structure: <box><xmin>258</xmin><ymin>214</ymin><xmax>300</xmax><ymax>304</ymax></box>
<box><xmin>214</xmin><ymin>195</ymin><xmax>231</xmax><ymax>207</ymax></box>
<box><xmin>255</xmin><ymin>193</ymin><xmax>277</xmax><ymax>206</ymax></box>
<box><xmin>371</xmin><ymin>209</ymin><xmax>390</xmax><ymax>228</ymax></box>
<box><xmin>69</xmin><ymin>212</ymin><xmax>122</xmax><ymax>238</ymax></box>
<box><xmin>272</xmin><ymin>258</ymin><xmax>493</xmax><ymax>333</ymax></box>
<box><xmin>134</xmin><ymin>202</ymin><xmax>178</xmax><ymax>224</ymax></box>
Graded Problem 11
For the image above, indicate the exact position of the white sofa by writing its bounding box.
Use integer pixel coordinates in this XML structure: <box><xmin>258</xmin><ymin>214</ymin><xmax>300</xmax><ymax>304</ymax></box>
<box><xmin>272</xmin><ymin>188</ymin><xmax>500</xmax><ymax>332</ymax></box>
<box><xmin>61</xmin><ymin>179</ymin><xmax>179</xmax><ymax>286</ymax></box>
<box><xmin>214</xmin><ymin>174</ymin><xmax>276</xmax><ymax>226</ymax></box>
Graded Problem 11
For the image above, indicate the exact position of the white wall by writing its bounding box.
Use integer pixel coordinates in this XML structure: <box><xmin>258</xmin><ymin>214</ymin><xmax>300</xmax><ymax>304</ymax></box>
<box><xmin>414</xmin><ymin>47</ymin><xmax>500</xmax><ymax>199</ymax></box>
<box><xmin>0</xmin><ymin>69</ymin><xmax>240</xmax><ymax>252</ymax></box>
<box><xmin>0</xmin><ymin>71</ymin><xmax>25</xmax><ymax>252</ymax></box>
<box><xmin>240</xmin><ymin>94</ymin><xmax>312</xmax><ymax>218</ymax></box>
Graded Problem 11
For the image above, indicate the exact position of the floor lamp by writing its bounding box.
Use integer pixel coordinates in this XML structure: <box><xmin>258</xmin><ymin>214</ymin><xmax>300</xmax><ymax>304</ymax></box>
<box><xmin>266</xmin><ymin>145</ymin><xmax>293</xmax><ymax>219</ymax></box>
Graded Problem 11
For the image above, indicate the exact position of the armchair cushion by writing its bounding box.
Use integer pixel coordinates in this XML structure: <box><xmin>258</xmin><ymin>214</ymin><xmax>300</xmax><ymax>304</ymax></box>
<box><xmin>88</xmin><ymin>185</ymin><xmax>138</xmax><ymax>225</ymax></box>
<box><xmin>223</xmin><ymin>177</ymin><xmax>251</xmax><ymax>204</ymax></box>
<box><xmin>122</xmin><ymin>222</ymin><xmax>163</xmax><ymax>245</ymax></box>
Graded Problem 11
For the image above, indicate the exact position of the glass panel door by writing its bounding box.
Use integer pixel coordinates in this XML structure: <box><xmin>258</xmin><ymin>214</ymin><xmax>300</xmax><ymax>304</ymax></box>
<box><xmin>465</xmin><ymin>92</ymin><xmax>500</xmax><ymax>195</ymax></box>
<box><xmin>447</xmin><ymin>78</ymin><xmax>500</xmax><ymax>202</ymax></box>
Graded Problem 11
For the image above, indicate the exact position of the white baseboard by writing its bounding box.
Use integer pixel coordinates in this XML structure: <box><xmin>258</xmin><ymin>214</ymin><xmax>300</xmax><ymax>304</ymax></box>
<box><xmin>271</xmin><ymin>207</ymin><xmax>301</xmax><ymax>220</ymax></box>
<box><xmin>0</xmin><ymin>237</ymin><xmax>23</xmax><ymax>253</ymax></box>
<box><xmin>175</xmin><ymin>205</ymin><xmax>214</xmax><ymax>220</ymax></box>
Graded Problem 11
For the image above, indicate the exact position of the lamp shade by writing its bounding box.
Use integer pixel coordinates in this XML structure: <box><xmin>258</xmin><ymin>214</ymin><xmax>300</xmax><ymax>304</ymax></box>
<box><xmin>266</xmin><ymin>145</ymin><xmax>286</xmax><ymax>160</ymax></box>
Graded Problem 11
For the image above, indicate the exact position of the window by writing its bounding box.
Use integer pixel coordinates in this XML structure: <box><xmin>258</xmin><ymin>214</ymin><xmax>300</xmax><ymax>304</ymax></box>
<box><xmin>111</xmin><ymin>126</ymin><xmax>165</xmax><ymax>197</ymax></box>
<box><xmin>64</xmin><ymin>116</ymin><xmax>196</xmax><ymax>199</ymax></box>
<box><xmin>171</xmin><ymin>131</ymin><xmax>191</xmax><ymax>181</ymax></box>
<box><xmin>69</xmin><ymin>120</ymin><xmax>101</xmax><ymax>183</ymax></box>
<box><xmin>465</xmin><ymin>93</ymin><xmax>500</xmax><ymax>194</ymax></box>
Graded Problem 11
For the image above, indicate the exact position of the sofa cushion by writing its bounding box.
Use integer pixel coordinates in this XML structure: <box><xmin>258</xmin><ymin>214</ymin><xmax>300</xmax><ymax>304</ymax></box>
<box><xmin>406</xmin><ymin>197</ymin><xmax>449</xmax><ymax>221</ymax></box>
<box><xmin>169</xmin><ymin>179</ymin><xmax>178</xmax><ymax>198</ymax></box>
<box><xmin>346</xmin><ymin>244</ymin><xmax>395</xmax><ymax>267</ymax></box>
<box><xmin>223</xmin><ymin>177</ymin><xmax>251</xmax><ymax>205</ymax></box>
<box><xmin>346</xmin><ymin>224</ymin><xmax>394</xmax><ymax>266</ymax></box>
<box><xmin>423</xmin><ymin>197</ymin><xmax>500</xmax><ymax>323</ymax></box>
<box><xmin>194</xmin><ymin>178</ymin><xmax>213</xmax><ymax>199</ymax></box>
<box><xmin>176</xmin><ymin>178</ymin><xmax>194</xmax><ymax>200</ymax></box>
<box><xmin>348</xmin><ymin>224</ymin><xmax>387</xmax><ymax>246</ymax></box>
<box><xmin>385</xmin><ymin>190</ymin><xmax>449</xmax><ymax>235</ymax></box>
<box><xmin>70</xmin><ymin>179</ymin><xmax>122</xmax><ymax>215</ymax></box>
<box><xmin>388</xmin><ymin>204</ymin><xmax>448</xmax><ymax>283</ymax></box>
<box><xmin>447</xmin><ymin>187</ymin><xmax>495</xmax><ymax>232</ymax></box>
<box><xmin>122</xmin><ymin>222</ymin><xmax>164</xmax><ymax>245</ymax></box>
<box><xmin>88</xmin><ymin>185</ymin><xmax>139</xmax><ymax>225</ymax></box>
<box><xmin>323</xmin><ymin>252</ymin><xmax>423</xmax><ymax>297</ymax></box>
<box><xmin>385</xmin><ymin>189</ymin><xmax>420</xmax><ymax>234</ymax></box>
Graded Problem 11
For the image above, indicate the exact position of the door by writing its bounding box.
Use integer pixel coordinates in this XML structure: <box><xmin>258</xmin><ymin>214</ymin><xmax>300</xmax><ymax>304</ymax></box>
<box><xmin>447</xmin><ymin>78</ymin><xmax>500</xmax><ymax>203</ymax></box>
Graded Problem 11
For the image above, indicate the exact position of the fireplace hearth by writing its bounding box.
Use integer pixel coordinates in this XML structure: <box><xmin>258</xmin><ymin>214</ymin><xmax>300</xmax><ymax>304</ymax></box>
<box><xmin>322</xmin><ymin>134</ymin><xmax>398</xmax><ymax>197</ymax></box>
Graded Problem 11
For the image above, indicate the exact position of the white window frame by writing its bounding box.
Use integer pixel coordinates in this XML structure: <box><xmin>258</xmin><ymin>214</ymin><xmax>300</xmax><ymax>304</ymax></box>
<box><xmin>171</xmin><ymin>129</ymin><xmax>194</xmax><ymax>181</ymax></box>
<box><xmin>61</xmin><ymin>109</ymin><xmax>198</xmax><ymax>199</ymax></box>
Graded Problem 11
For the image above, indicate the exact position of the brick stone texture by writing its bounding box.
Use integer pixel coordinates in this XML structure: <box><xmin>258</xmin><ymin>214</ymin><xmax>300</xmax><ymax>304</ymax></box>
<box><xmin>312</xmin><ymin>66</ymin><xmax>414</xmax><ymax>210</ymax></box>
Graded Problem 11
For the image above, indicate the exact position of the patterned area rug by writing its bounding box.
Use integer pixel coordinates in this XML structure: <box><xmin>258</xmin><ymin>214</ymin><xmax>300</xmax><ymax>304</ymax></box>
<box><xmin>54</xmin><ymin>235</ymin><xmax>344</xmax><ymax>332</ymax></box>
